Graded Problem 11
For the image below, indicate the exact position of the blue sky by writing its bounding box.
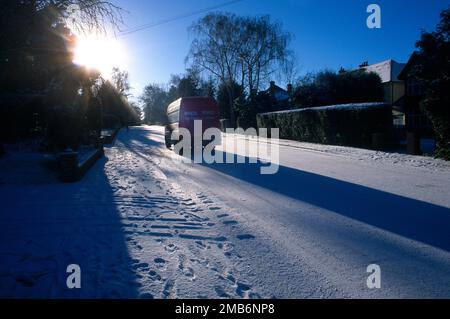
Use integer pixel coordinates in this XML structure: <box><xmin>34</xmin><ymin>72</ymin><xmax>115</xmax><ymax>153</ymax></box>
<box><xmin>112</xmin><ymin>0</ymin><xmax>449</xmax><ymax>99</ymax></box>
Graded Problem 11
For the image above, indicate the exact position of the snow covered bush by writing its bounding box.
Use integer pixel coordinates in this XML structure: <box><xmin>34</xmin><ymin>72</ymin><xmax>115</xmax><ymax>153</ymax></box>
<box><xmin>257</xmin><ymin>103</ymin><xmax>393</xmax><ymax>148</ymax></box>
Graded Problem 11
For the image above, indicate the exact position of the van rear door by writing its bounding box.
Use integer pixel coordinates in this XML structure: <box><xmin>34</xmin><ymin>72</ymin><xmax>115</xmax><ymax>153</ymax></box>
<box><xmin>180</xmin><ymin>97</ymin><xmax>220</xmax><ymax>135</ymax></box>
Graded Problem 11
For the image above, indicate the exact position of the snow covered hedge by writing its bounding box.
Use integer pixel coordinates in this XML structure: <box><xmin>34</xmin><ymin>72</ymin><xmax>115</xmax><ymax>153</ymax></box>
<box><xmin>256</xmin><ymin>103</ymin><xmax>393</xmax><ymax>148</ymax></box>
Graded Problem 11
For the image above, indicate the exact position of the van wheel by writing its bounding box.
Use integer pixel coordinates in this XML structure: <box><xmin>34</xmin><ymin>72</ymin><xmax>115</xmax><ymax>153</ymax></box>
<box><xmin>165</xmin><ymin>137</ymin><xmax>172</xmax><ymax>149</ymax></box>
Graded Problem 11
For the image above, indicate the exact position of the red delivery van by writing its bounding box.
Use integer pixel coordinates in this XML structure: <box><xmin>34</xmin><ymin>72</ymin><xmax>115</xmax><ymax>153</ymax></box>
<box><xmin>165</xmin><ymin>97</ymin><xmax>221</xmax><ymax>150</ymax></box>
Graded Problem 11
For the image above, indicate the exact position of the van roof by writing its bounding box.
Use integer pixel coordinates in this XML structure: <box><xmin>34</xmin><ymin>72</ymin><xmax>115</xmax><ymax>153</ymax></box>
<box><xmin>167</xmin><ymin>96</ymin><xmax>216</xmax><ymax>114</ymax></box>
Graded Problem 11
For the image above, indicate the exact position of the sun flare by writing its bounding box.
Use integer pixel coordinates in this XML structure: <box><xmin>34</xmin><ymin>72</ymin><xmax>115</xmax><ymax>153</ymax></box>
<box><xmin>73</xmin><ymin>35</ymin><xmax>126</xmax><ymax>78</ymax></box>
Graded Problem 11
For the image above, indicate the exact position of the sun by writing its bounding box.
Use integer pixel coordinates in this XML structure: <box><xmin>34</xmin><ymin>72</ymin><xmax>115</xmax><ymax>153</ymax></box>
<box><xmin>73</xmin><ymin>34</ymin><xmax>126</xmax><ymax>78</ymax></box>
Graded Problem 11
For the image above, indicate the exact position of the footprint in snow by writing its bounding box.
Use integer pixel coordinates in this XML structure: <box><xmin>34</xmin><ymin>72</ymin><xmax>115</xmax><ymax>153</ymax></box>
<box><xmin>164</xmin><ymin>243</ymin><xmax>178</xmax><ymax>253</ymax></box>
<box><xmin>154</xmin><ymin>257</ymin><xmax>166</xmax><ymax>264</ymax></box>
<box><xmin>236</xmin><ymin>282</ymin><xmax>252</xmax><ymax>297</ymax></box>
<box><xmin>223</xmin><ymin>220</ymin><xmax>238</xmax><ymax>225</ymax></box>
<box><xmin>181</xmin><ymin>266</ymin><xmax>195</xmax><ymax>279</ymax></box>
<box><xmin>237</xmin><ymin>234</ymin><xmax>255</xmax><ymax>240</ymax></box>
<box><xmin>132</xmin><ymin>262</ymin><xmax>150</xmax><ymax>271</ymax></box>
<box><xmin>195</xmin><ymin>241</ymin><xmax>208</xmax><ymax>250</ymax></box>
<box><xmin>162</xmin><ymin>279</ymin><xmax>175</xmax><ymax>298</ymax></box>
<box><xmin>214</xmin><ymin>286</ymin><xmax>230</xmax><ymax>298</ymax></box>
<box><xmin>148</xmin><ymin>270</ymin><xmax>162</xmax><ymax>281</ymax></box>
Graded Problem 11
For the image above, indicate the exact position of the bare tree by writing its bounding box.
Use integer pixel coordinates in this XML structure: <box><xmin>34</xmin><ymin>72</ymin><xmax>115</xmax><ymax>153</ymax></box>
<box><xmin>140</xmin><ymin>83</ymin><xmax>169</xmax><ymax>125</ymax></box>
<box><xmin>280</xmin><ymin>51</ymin><xmax>300</xmax><ymax>86</ymax></box>
<box><xmin>187</xmin><ymin>13</ymin><xmax>243</xmax><ymax>125</ymax></box>
<box><xmin>111</xmin><ymin>67</ymin><xmax>131</xmax><ymax>97</ymax></box>
<box><xmin>34</xmin><ymin>0</ymin><xmax>124</xmax><ymax>33</ymax></box>
<box><xmin>187</xmin><ymin>13</ymin><xmax>292</xmax><ymax>124</ymax></box>
<box><xmin>237</xmin><ymin>16</ymin><xmax>292</xmax><ymax>98</ymax></box>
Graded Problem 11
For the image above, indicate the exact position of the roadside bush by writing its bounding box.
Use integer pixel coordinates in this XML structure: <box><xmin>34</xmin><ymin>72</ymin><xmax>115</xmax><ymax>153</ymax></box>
<box><xmin>410</xmin><ymin>7</ymin><xmax>450</xmax><ymax>160</ymax></box>
<box><xmin>47</xmin><ymin>104</ymin><xmax>84</xmax><ymax>151</ymax></box>
<box><xmin>257</xmin><ymin>103</ymin><xmax>393</xmax><ymax>148</ymax></box>
<box><xmin>235</xmin><ymin>92</ymin><xmax>274</xmax><ymax>129</ymax></box>
<box><xmin>0</xmin><ymin>94</ymin><xmax>46</xmax><ymax>141</ymax></box>
<box><xmin>421</xmin><ymin>94</ymin><xmax>450</xmax><ymax>160</ymax></box>
<box><xmin>235</xmin><ymin>97</ymin><xmax>255</xmax><ymax>129</ymax></box>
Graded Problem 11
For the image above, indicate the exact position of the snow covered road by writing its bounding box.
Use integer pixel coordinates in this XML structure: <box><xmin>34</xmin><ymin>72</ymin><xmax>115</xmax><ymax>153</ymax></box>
<box><xmin>1</xmin><ymin>125</ymin><xmax>450</xmax><ymax>298</ymax></box>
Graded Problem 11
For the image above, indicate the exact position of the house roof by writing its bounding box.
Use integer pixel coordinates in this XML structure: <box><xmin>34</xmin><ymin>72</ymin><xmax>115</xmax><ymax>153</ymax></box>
<box><xmin>361</xmin><ymin>59</ymin><xmax>406</xmax><ymax>83</ymax></box>
<box><xmin>266</xmin><ymin>82</ymin><xmax>290</xmax><ymax>102</ymax></box>
<box><xmin>397</xmin><ymin>53</ymin><xmax>420</xmax><ymax>80</ymax></box>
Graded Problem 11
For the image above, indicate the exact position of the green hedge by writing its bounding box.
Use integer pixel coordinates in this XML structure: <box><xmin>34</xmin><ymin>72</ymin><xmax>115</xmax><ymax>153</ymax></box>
<box><xmin>256</xmin><ymin>103</ymin><xmax>393</xmax><ymax>148</ymax></box>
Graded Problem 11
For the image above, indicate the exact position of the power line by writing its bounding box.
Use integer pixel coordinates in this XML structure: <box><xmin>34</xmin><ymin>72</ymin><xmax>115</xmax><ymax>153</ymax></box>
<box><xmin>118</xmin><ymin>0</ymin><xmax>244</xmax><ymax>37</ymax></box>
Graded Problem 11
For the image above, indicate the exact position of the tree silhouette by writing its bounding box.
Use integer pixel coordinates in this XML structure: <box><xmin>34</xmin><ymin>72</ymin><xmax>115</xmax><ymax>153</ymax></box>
<box><xmin>410</xmin><ymin>7</ymin><xmax>450</xmax><ymax>160</ymax></box>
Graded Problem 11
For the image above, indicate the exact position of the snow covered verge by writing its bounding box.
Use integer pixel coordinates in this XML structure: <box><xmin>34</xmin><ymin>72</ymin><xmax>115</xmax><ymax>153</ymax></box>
<box><xmin>0</xmin><ymin>144</ymin><xmax>101</xmax><ymax>185</ymax></box>
<box><xmin>0</xmin><ymin>150</ymin><xmax>58</xmax><ymax>185</ymax></box>
<box><xmin>258</xmin><ymin>102</ymin><xmax>386</xmax><ymax>116</ymax></box>
<box><xmin>227</xmin><ymin>133</ymin><xmax>450</xmax><ymax>173</ymax></box>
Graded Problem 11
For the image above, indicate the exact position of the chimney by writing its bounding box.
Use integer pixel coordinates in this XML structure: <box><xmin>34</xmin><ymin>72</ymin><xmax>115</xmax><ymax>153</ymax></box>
<box><xmin>359</xmin><ymin>61</ymin><xmax>369</xmax><ymax>68</ymax></box>
<box><xmin>269</xmin><ymin>81</ymin><xmax>276</xmax><ymax>95</ymax></box>
<box><xmin>287</xmin><ymin>84</ymin><xmax>293</xmax><ymax>96</ymax></box>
